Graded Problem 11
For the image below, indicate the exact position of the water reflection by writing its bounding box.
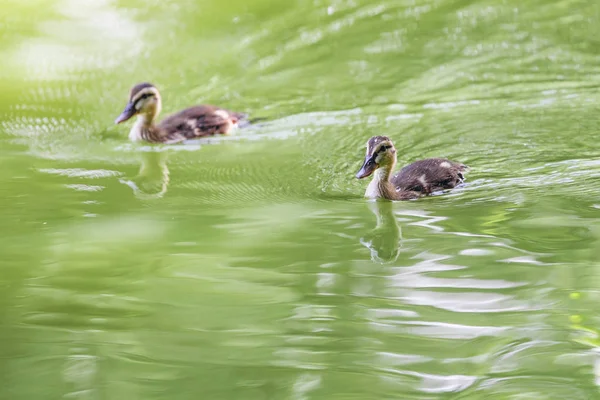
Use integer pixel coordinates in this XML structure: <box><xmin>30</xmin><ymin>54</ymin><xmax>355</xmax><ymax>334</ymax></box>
<box><xmin>360</xmin><ymin>200</ymin><xmax>401</xmax><ymax>263</ymax></box>
<box><xmin>119</xmin><ymin>150</ymin><xmax>170</xmax><ymax>199</ymax></box>
<box><xmin>5</xmin><ymin>0</ymin><xmax>142</xmax><ymax>80</ymax></box>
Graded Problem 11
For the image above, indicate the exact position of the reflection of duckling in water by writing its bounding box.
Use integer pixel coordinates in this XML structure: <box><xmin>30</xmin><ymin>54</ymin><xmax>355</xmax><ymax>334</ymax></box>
<box><xmin>120</xmin><ymin>151</ymin><xmax>170</xmax><ymax>199</ymax></box>
<box><xmin>360</xmin><ymin>200</ymin><xmax>402</xmax><ymax>263</ymax></box>
<box><xmin>356</xmin><ymin>136</ymin><xmax>468</xmax><ymax>200</ymax></box>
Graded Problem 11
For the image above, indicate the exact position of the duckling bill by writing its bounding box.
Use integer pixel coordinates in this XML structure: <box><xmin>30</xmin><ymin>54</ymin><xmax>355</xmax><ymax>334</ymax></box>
<box><xmin>115</xmin><ymin>82</ymin><xmax>247</xmax><ymax>143</ymax></box>
<box><xmin>356</xmin><ymin>136</ymin><xmax>467</xmax><ymax>200</ymax></box>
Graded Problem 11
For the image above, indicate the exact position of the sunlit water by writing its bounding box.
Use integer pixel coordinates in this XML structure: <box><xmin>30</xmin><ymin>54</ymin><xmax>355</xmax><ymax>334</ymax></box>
<box><xmin>1</xmin><ymin>0</ymin><xmax>600</xmax><ymax>398</ymax></box>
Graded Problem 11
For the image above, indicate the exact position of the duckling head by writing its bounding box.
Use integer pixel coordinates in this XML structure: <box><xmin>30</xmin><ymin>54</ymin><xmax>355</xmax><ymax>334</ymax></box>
<box><xmin>355</xmin><ymin>136</ymin><xmax>397</xmax><ymax>179</ymax></box>
<box><xmin>115</xmin><ymin>82</ymin><xmax>162</xmax><ymax>124</ymax></box>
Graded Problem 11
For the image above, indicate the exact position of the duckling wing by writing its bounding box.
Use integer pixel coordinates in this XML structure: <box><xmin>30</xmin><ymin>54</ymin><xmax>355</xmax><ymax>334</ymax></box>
<box><xmin>158</xmin><ymin>105</ymin><xmax>242</xmax><ymax>140</ymax></box>
<box><xmin>391</xmin><ymin>158</ymin><xmax>467</xmax><ymax>194</ymax></box>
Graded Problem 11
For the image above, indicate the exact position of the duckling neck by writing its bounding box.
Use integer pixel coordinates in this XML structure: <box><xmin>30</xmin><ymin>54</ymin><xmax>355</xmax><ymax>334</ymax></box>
<box><xmin>376</xmin><ymin>166</ymin><xmax>393</xmax><ymax>182</ymax></box>
<box><xmin>129</xmin><ymin>113</ymin><xmax>164</xmax><ymax>143</ymax></box>
<box><xmin>366</xmin><ymin>165</ymin><xmax>395</xmax><ymax>199</ymax></box>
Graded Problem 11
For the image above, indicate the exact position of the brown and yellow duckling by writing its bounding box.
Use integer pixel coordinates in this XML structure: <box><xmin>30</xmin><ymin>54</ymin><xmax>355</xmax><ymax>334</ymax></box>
<box><xmin>115</xmin><ymin>82</ymin><xmax>247</xmax><ymax>143</ymax></box>
<box><xmin>356</xmin><ymin>136</ymin><xmax>467</xmax><ymax>200</ymax></box>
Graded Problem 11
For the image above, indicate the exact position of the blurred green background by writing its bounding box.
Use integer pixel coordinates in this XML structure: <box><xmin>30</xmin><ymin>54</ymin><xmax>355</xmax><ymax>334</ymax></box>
<box><xmin>2</xmin><ymin>0</ymin><xmax>600</xmax><ymax>398</ymax></box>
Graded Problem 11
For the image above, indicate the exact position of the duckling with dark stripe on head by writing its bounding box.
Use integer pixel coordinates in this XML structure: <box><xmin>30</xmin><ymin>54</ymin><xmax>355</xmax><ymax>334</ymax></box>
<box><xmin>356</xmin><ymin>136</ymin><xmax>467</xmax><ymax>200</ymax></box>
<box><xmin>115</xmin><ymin>82</ymin><xmax>247</xmax><ymax>144</ymax></box>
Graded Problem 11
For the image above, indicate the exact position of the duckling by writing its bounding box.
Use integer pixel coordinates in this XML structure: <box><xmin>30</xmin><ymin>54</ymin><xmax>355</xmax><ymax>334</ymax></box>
<box><xmin>355</xmin><ymin>136</ymin><xmax>467</xmax><ymax>200</ymax></box>
<box><xmin>115</xmin><ymin>82</ymin><xmax>247</xmax><ymax>143</ymax></box>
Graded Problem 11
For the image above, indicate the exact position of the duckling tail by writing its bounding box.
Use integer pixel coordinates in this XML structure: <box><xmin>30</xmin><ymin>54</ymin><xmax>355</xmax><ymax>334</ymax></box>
<box><xmin>237</xmin><ymin>115</ymin><xmax>269</xmax><ymax>129</ymax></box>
<box><xmin>456</xmin><ymin>163</ymin><xmax>469</xmax><ymax>183</ymax></box>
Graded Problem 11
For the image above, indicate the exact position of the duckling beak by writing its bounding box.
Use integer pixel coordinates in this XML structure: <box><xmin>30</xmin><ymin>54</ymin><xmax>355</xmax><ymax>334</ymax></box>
<box><xmin>115</xmin><ymin>102</ymin><xmax>136</xmax><ymax>124</ymax></box>
<box><xmin>356</xmin><ymin>155</ymin><xmax>378</xmax><ymax>179</ymax></box>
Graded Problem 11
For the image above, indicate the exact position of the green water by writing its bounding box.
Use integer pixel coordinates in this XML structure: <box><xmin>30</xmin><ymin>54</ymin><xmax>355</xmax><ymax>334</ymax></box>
<box><xmin>2</xmin><ymin>0</ymin><xmax>600</xmax><ymax>398</ymax></box>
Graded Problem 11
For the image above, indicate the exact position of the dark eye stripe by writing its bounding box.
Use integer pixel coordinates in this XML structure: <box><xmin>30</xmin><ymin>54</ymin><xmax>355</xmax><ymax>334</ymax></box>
<box><xmin>133</xmin><ymin>93</ymin><xmax>153</xmax><ymax>108</ymax></box>
<box><xmin>133</xmin><ymin>93</ymin><xmax>152</xmax><ymax>102</ymax></box>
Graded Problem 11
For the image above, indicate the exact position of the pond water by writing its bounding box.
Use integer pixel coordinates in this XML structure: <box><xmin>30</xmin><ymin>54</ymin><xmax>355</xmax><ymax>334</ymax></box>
<box><xmin>1</xmin><ymin>0</ymin><xmax>600</xmax><ymax>398</ymax></box>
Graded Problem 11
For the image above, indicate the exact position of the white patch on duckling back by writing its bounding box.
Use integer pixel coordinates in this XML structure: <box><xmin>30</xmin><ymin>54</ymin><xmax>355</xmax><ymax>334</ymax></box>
<box><xmin>215</xmin><ymin>109</ymin><xmax>236</xmax><ymax>134</ymax></box>
<box><xmin>418</xmin><ymin>174</ymin><xmax>427</xmax><ymax>186</ymax></box>
<box><xmin>439</xmin><ymin>161</ymin><xmax>452</xmax><ymax>168</ymax></box>
<box><xmin>214</xmin><ymin>109</ymin><xmax>229</xmax><ymax>120</ymax></box>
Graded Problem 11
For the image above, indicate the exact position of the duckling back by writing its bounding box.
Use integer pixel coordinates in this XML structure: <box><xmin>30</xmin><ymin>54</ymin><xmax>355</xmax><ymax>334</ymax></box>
<box><xmin>391</xmin><ymin>158</ymin><xmax>467</xmax><ymax>195</ymax></box>
<box><xmin>157</xmin><ymin>106</ymin><xmax>244</xmax><ymax>142</ymax></box>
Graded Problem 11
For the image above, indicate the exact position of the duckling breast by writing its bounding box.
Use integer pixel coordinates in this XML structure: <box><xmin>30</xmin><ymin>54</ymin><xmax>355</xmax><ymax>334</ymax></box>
<box><xmin>365</xmin><ymin>178</ymin><xmax>382</xmax><ymax>199</ymax></box>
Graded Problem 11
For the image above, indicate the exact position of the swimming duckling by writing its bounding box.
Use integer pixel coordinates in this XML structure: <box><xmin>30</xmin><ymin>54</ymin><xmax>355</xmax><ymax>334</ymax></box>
<box><xmin>115</xmin><ymin>82</ymin><xmax>247</xmax><ymax>143</ymax></box>
<box><xmin>356</xmin><ymin>136</ymin><xmax>467</xmax><ymax>200</ymax></box>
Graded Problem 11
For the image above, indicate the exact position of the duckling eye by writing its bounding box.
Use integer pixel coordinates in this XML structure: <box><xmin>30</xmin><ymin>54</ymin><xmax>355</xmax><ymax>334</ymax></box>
<box><xmin>136</xmin><ymin>93</ymin><xmax>153</xmax><ymax>102</ymax></box>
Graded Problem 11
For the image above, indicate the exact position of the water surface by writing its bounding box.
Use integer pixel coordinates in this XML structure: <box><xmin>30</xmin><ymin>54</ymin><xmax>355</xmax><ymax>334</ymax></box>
<box><xmin>1</xmin><ymin>0</ymin><xmax>600</xmax><ymax>398</ymax></box>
